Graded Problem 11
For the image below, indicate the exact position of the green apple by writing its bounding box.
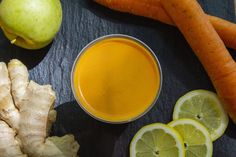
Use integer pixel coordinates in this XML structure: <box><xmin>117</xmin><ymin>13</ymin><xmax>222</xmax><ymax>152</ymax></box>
<box><xmin>0</xmin><ymin>0</ymin><xmax>62</xmax><ymax>49</ymax></box>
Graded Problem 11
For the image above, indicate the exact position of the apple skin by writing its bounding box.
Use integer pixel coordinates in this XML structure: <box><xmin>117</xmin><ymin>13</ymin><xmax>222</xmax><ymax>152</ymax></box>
<box><xmin>0</xmin><ymin>0</ymin><xmax>62</xmax><ymax>50</ymax></box>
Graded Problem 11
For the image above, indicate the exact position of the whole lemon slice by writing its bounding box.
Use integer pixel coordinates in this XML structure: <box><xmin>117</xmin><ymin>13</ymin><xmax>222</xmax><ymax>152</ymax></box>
<box><xmin>173</xmin><ymin>90</ymin><xmax>228</xmax><ymax>141</ymax></box>
<box><xmin>169</xmin><ymin>119</ymin><xmax>213</xmax><ymax>157</ymax></box>
<box><xmin>130</xmin><ymin>123</ymin><xmax>185</xmax><ymax>157</ymax></box>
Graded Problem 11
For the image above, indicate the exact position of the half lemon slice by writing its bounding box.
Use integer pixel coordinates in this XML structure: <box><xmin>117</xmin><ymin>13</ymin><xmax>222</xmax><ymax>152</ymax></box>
<box><xmin>130</xmin><ymin>123</ymin><xmax>185</xmax><ymax>157</ymax></box>
<box><xmin>169</xmin><ymin>119</ymin><xmax>213</xmax><ymax>157</ymax></box>
<box><xmin>173</xmin><ymin>90</ymin><xmax>228</xmax><ymax>141</ymax></box>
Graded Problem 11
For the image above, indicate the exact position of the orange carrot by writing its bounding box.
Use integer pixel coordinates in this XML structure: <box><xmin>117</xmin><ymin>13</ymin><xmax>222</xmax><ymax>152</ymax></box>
<box><xmin>96</xmin><ymin>0</ymin><xmax>173</xmax><ymax>25</ymax></box>
<box><xmin>95</xmin><ymin>0</ymin><xmax>236</xmax><ymax>50</ymax></box>
<box><xmin>159</xmin><ymin>0</ymin><xmax>236</xmax><ymax>123</ymax></box>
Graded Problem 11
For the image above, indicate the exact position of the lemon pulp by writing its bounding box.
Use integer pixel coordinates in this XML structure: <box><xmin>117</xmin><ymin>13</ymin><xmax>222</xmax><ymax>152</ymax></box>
<box><xmin>130</xmin><ymin>123</ymin><xmax>185</xmax><ymax>157</ymax></box>
<box><xmin>169</xmin><ymin>119</ymin><xmax>213</xmax><ymax>157</ymax></box>
<box><xmin>173</xmin><ymin>90</ymin><xmax>229</xmax><ymax>140</ymax></box>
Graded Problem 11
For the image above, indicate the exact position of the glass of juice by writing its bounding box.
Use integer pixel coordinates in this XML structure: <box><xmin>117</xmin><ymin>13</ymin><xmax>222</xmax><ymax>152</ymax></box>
<box><xmin>71</xmin><ymin>34</ymin><xmax>162</xmax><ymax>124</ymax></box>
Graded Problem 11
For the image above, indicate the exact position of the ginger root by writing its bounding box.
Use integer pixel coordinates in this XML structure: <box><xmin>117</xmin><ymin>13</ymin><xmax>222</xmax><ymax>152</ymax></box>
<box><xmin>0</xmin><ymin>59</ymin><xmax>79</xmax><ymax>157</ymax></box>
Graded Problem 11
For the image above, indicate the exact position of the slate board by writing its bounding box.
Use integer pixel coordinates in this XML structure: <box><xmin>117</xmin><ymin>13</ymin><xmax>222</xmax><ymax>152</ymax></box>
<box><xmin>0</xmin><ymin>0</ymin><xmax>236</xmax><ymax>156</ymax></box>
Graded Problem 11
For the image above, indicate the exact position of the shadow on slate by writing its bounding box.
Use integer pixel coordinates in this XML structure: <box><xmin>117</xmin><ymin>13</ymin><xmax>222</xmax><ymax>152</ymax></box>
<box><xmin>230</xmin><ymin>48</ymin><xmax>236</xmax><ymax>60</ymax></box>
<box><xmin>225</xmin><ymin>119</ymin><xmax>236</xmax><ymax>139</ymax></box>
<box><xmin>0</xmin><ymin>30</ymin><xmax>50</xmax><ymax>69</ymax></box>
<box><xmin>51</xmin><ymin>101</ymin><xmax>128</xmax><ymax>157</ymax></box>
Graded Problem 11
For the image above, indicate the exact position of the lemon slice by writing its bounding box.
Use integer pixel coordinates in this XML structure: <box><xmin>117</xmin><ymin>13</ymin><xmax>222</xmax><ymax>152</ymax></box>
<box><xmin>169</xmin><ymin>119</ymin><xmax>213</xmax><ymax>157</ymax></box>
<box><xmin>173</xmin><ymin>90</ymin><xmax>228</xmax><ymax>141</ymax></box>
<box><xmin>130</xmin><ymin>123</ymin><xmax>185</xmax><ymax>157</ymax></box>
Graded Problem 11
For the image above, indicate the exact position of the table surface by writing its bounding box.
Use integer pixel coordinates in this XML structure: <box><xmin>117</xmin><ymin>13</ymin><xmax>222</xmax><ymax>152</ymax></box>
<box><xmin>0</xmin><ymin>0</ymin><xmax>236</xmax><ymax>156</ymax></box>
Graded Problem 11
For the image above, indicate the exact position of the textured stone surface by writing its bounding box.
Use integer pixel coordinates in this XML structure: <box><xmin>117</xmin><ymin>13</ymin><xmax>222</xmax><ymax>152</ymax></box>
<box><xmin>0</xmin><ymin>0</ymin><xmax>235</xmax><ymax>156</ymax></box>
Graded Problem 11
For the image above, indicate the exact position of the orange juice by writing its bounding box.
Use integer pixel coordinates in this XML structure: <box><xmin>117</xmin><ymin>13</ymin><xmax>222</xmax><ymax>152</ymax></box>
<box><xmin>72</xmin><ymin>35</ymin><xmax>162</xmax><ymax>123</ymax></box>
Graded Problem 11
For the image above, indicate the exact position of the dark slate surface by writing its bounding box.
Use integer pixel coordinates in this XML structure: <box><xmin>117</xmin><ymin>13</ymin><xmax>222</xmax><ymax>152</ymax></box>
<box><xmin>0</xmin><ymin>0</ymin><xmax>236</xmax><ymax>156</ymax></box>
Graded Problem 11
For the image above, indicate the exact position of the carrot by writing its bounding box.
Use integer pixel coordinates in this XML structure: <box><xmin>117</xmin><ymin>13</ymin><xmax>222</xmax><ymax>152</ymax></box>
<box><xmin>95</xmin><ymin>0</ymin><xmax>236</xmax><ymax>50</ymax></box>
<box><xmin>95</xmin><ymin>0</ymin><xmax>174</xmax><ymax>25</ymax></box>
<box><xmin>159</xmin><ymin>0</ymin><xmax>236</xmax><ymax>123</ymax></box>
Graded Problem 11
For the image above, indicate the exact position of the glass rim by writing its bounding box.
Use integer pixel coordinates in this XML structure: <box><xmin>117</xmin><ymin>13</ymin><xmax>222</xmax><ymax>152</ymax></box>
<box><xmin>71</xmin><ymin>34</ymin><xmax>163</xmax><ymax>124</ymax></box>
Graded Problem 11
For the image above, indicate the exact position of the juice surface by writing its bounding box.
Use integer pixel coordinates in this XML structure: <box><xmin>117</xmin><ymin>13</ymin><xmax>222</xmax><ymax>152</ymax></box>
<box><xmin>73</xmin><ymin>37</ymin><xmax>160</xmax><ymax>122</ymax></box>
